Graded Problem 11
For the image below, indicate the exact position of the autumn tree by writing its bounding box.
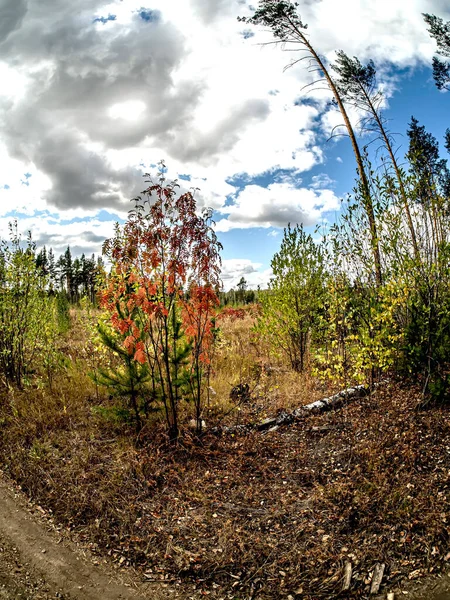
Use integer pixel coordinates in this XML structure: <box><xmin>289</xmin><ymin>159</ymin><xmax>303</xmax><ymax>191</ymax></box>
<box><xmin>239</xmin><ymin>0</ymin><xmax>382</xmax><ymax>285</ymax></box>
<box><xmin>100</xmin><ymin>167</ymin><xmax>222</xmax><ymax>439</ymax></box>
<box><xmin>423</xmin><ymin>13</ymin><xmax>450</xmax><ymax>91</ymax></box>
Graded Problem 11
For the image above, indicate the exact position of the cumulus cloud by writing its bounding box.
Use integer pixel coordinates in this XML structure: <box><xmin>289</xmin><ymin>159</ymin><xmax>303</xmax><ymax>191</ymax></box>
<box><xmin>0</xmin><ymin>211</ymin><xmax>118</xmax><ymax>258</ymax></box>
<box><xmin>0</xmin><ymin>0</ymin><xmax>445</xmax><ymax>263</ymax></box>
<box><xmin>297</xmin><ymin>0</ymin><xmax>439</xmax><ymax>66</ymax></box>
<box><xmin>190</xmin><ymin>0</ymin><xmax>231</xmax><ymax>23</ymax></box>
<box><xmin>220</xmin><ymin>258</ymin><xmax>272</xmax><ymax>290</ymax></box>
<box><xmin>0</xmin><ymin>1</ymin><xmax>208</xmax><ymax>212</ymax></box>
<box><xmin>311</xmin><ymin>173</ymin><xmax>335</xmax><ymax>189</ymax></box>
<box><xmin>0</xmin><ymin>0</ymin><xmax>28</xmax><ymax>44</ymax></box>
<box><xmin>165</xmin><ymin>99</ymin><xmax>271</xmax><ymax>164</ymax></box>
<box><xmin>215</xmin><ymin>182</ymin><xmax>340</xmax><ymax>232</ymax></box>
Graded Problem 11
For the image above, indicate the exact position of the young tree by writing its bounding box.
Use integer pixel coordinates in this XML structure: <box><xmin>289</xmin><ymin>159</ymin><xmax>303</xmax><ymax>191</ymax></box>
<box><xmin>0</xmin><ymin>224</ymin><xmax>52</xmax><ymax>387</ymax></box>
<box><xmin>93</xmin><ymin>319</ymin><xmax>154</xmax><ymax>432</ymax></box>
<box><xmin>239</xmin><ymin>0</ymin><xmax>382</xmax><ymax>285</ymax></box>
<box><xmin>100</xmin><ymin>167</ymin><xmax>222</xmax><ymax>439</ymax></box>
<box><xmin>259</xmin><ymin>224</ymin><xmax>326</xmax><ymax>372</ymax></box>
<box><xmin>423</xmin><ymin>13</ymin><xmax>450</xmax><ymax>91</ymax></box>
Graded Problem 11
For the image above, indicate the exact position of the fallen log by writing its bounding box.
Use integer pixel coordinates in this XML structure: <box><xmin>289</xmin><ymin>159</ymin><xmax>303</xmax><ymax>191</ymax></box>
<box><xmin>212</xmin><ymin>382</ymin><xmax>380</xmax><ymax>436</ymax></box>
<box><xmin>293</xmin><ymin>384</ymin><xmax>369</xmax><ymax>417</ymax></box>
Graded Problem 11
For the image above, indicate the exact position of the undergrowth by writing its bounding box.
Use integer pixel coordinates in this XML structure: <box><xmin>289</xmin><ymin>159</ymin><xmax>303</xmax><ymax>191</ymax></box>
<box><xmin>0</xmin><ymin>308</ymin><xmax>448</xmax><ymax>599</ymax></box>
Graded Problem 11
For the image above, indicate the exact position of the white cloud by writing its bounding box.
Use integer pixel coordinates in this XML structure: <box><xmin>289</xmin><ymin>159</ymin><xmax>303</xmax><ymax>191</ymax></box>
<box><xmin>311</xmin><ymin>173</ymin><xmax>335</xmax><ymax>190</ymax></box>
<box><xmin>215</xmin><ymin>182</ymin><xmax>341</xmax><ymax>232</ymax></box>
<box><xmin>0</xmin><ymin>211</ymin><xmax>118</xmax><ymax>257</ymax></box>
<box><xmin>221</xmin><ymin>258</ymin><xmax>272</xmax><ymax>290</ymax></box>
<box><xmin>0</xmin><ymin>0</ymin><xmax>445</xmax><ymax>261</ymax></box>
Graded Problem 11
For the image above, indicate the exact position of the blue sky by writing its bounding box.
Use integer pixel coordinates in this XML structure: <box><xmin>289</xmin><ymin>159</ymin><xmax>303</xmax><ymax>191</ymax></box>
<box><xmin>0</xmin><ymin>0</ymin><xmax>448</xmax><ymax>289</ymax></box>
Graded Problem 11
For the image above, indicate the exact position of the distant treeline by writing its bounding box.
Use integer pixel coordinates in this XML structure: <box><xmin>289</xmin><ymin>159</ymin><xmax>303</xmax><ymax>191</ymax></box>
<box><xmin>35</xmin><ymin>246</ymin><xmax>104</xmax><ymax>304</ymax></box>
<box><xmin>219</xmin><ymin>276</ymin><xmax>260</xmax><ymax>306</ymax></box>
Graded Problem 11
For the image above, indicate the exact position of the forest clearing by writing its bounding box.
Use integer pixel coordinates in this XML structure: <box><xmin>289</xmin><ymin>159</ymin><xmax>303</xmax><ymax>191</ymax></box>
<box><xmin>0</xmin><ymin>304</ymin><xmax>450</xmax><ymax>599</ymax></box>
<box><xmin>1</xmin><ymin>1</ymin><xmax>450</xmax><ymax>599</ymax></box>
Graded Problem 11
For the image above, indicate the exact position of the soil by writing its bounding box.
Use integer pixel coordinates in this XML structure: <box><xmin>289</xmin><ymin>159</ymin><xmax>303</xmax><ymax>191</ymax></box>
<box><xmin>2</xmin><ymin>471</ymin><xmax>450</xmax><ymax>600</ymax></box>
<box><xmin>0</xmin><ymin>475</ymin><xmax>157</xmax><ymax>600</ymax></box>
<box><xmin>2</xmin><ymin>466</ymin><xmax>450</xmax><ymax>600</ymax></box>
<box><xmin>2</xmin><ymin>382</ymin><xmax>450</xmax><ymax>600</ymax></box>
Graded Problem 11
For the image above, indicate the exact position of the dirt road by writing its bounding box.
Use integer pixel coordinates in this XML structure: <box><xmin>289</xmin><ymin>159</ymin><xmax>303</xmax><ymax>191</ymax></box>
<box><xmin>0</xmin><ymin>474</ymin><xmax>159</xmax><ymax>600</ymax></box>
<box><xmin>1</xmin><ymin>471</ymin><xmax>449</xmax><ymax>600</ymax></box>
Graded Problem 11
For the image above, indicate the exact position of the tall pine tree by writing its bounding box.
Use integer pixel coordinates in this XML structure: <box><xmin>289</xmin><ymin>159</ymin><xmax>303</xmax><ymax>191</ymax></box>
<box><xmin>239</xmin><ymin>0</ymin><xmax>382</xmax><ymax>285</ymax></box>
<box><xmin>423</xmin><ymin>13</ymin><xmax>450</xmax><ymax>91</ymax></box>
<box><xmin>407</xmin><ymin>116</ymin><xmax>450</xmax><ymax>204</ymax></box>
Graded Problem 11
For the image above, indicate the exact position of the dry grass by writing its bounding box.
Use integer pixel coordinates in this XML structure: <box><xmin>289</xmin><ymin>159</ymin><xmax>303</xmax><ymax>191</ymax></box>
<box><xmin>207</xmin><ymin>311</ymin><xmax>337</xmax><ymax>427</ymax></box>
<box><xmin>0</xmin><ymin>307</ymin><xmax>449</xmax><ymax>599</ymax></box>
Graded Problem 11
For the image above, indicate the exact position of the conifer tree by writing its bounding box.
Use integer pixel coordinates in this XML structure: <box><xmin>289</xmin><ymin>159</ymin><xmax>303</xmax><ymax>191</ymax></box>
<box><xmin>94</xmin><ymin>320</ymin><xmax>154</xmax><ymax>432</ymax></box>
<box><xmin>56</xmin><ymin>247</ymin><xmax>74</xmax><ymax>299</ymax></box>
<box><xmin>423</xmin><ymin>13</ymin><xmax>450</xmax><ymax>91</ymax></box>
<box><xmin>445</xmin><ymin>129</ymin><xmax>450</xmax><ymax>155</ymax></box>
<box><xmin>237</xmin><ymin>277</ymin><xmax>248</xmax><ymax>304</ymax></box>
<box><xmin>407</xmin><ymin>117</ymin><xmax>450</xmax><ymax>204</ymax></box>
<box><xmin>48</xmin><ymin>248</ymin><xmax>57</xmax><ymax>291</ymax></box>
<box><xmin>36</xmin><ymin>246</ymin><xmax>49</xmax><ymax>276</ymax></box>
<box><xmin>331</xmin><ymin>51</ymin><xmax>419</xmax><ymax>260</ymax></box>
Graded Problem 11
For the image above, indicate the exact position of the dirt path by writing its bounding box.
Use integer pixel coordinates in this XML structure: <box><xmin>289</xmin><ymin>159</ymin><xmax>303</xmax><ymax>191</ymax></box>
<box><xmin>1</xmin><ymin>471</ymin><xmax>450</xmax><ymax>600</ymax></box>
<box><xmin>0</xmin><ymin>475</ymin><xmax>167</xmax><ymax>600</ymax></box>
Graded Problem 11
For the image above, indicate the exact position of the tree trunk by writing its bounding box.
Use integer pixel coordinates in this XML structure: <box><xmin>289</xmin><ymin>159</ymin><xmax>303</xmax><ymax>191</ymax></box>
<box><xmin>285</xmin><ymin>14</ymin><xmax>382</xmax><ymax>285</ymax></box>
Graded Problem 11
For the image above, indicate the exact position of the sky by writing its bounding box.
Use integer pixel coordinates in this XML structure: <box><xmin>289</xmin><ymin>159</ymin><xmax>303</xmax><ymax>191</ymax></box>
<box><xmin>0</xmin><ymin>0</ymin><xmax>449</xmax><ymax>290</ymax></box>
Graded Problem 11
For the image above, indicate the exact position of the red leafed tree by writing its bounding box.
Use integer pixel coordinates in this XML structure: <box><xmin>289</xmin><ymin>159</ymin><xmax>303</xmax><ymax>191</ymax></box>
<box><xmin>100</xmin><ymin>166</ymin><xmax>222</xmax><ymax>440</ymax></box>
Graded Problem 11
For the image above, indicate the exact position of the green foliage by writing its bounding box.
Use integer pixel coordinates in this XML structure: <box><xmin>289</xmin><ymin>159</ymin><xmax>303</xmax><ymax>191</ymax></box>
<box><xmin>423</xmin><ymin>13</ymin><xmax>450</xmax><ymax>91</ymax></box>
<box><xmin>238</xmin><ymin>1</ymin><xmax>306</xmax><ymax>40</ymax></box>
<box><xmin>219</xmin><ymin>286</ymin><xmax>257</xmax><ymax>306</ymax></box>
<box><xmin>315</xmin><ymin>149</ymin><xmax>450</xmax><ymax>402</ymax></box>
<box><xmin>37</xmin><ymin>296</ymin><xmax>66</xmax><ymax>390</ymax></box>
<box><xmin>240</xmin><ymin>4</ymin><xmax>450</xmax><ymax>404</ymax></box>
<box><xmin>55</xmin><ymin>292</ymin><xmax>71</xmax><ymax>334</ymax></box>
<box><xmin>332</xmin><ymin>51</ymin><xmax>379</xmax><ymax>109</ymax></box>
<box><xmin>36</xmin><ymin>244</ymin><xmax>103</xmax><ymax>303</ymax></box>
<box><xmin>0</xmin><ymin>224</ymin><xmax>54</xmax><ymax>388</ymax></box>
<box><xmin>258</xmin><ymin>224</ymin><xmax>325</xmax><ymax>372</ymax></box>
<box><xmin>401</xmin><ymin>245</ymin><xmax>450</xmax><ymax>403</ymax></box>
<box><xmin>92</xmin><ymin>318</ymin><xmax>156</xmax><ymax>432</ymax></box>
<box><xmin>407</xmin><ymin>116</ymin><xmax>450</xmax><ymax>202</ymax></box>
